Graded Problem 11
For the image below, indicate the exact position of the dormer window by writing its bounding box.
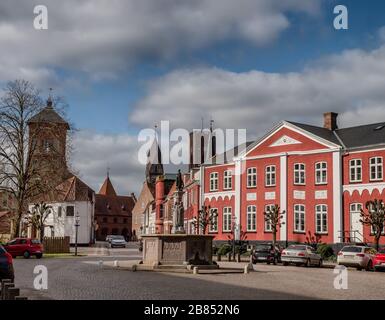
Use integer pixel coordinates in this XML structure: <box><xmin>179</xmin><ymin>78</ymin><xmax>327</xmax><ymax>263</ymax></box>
<box><xmin>121</xmin><ymin>205</ymin><xmax>126</xmax><ymax>211</ymax></box>
<box><xmin>107</xmin><ymin>203</ymin><xmax>111</xmax><ymax>210</ymax></box>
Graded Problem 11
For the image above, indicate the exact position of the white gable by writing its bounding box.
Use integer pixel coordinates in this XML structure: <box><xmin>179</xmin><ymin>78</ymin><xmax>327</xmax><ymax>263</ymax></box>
<box><xmin>270</xmin><ymin>135</ymin><xmax>302</xmax><ymax>147</ymax></box>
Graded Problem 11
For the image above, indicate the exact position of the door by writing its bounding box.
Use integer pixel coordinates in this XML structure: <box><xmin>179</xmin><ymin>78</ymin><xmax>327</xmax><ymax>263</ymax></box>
<box><xmin>350</xmin><ymin>203</ymin><xmax>363</xmax><ymax>242</ymax></box>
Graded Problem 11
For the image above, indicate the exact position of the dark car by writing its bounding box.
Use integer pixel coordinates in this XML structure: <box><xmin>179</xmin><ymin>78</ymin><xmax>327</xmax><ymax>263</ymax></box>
<box><xmin>0</xmin><ymin>244</ymin><xmax>14</xmax><ymax>281</ymax></box>
<box><xmin>252</xmin><ymin>243</ymin><xmax>282</xmax><ymax>264</ymax></box>
<box><xmin>4</xmin><ymin>238</ymin><xmax>44</xmax><ymax>259</ymax></box>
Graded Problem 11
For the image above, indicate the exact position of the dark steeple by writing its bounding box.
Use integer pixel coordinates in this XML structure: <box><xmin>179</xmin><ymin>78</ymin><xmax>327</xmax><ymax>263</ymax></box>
<box><xmin>145</xmin><ymin>133</ymin><xmax>164</xmax><ymax>186</ymax></box>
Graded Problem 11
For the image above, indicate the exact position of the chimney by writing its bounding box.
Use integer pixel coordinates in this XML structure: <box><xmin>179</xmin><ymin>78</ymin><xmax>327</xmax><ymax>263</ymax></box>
<box><xmin>323</xmin><ymin>112</ymin><xmax>338</xmax><ymax>131</ymax></box>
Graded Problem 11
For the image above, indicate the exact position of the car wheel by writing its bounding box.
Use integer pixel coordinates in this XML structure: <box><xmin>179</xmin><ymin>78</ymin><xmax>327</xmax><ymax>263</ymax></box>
<box><xmin>305</xmin><ymin>259</ymin><xmax>311</xmax><ymax>267</ymax></box>
<box><xmin>267</xmin><ymin>261</ymin><xmax>271</xmax><ymax>265</ymax></box>
<box><xmin>23</xmin><ymin>251</ymin><xmax>31</xmax><ymax>259</ymax></box>
<box><xmin>36</xmin><ymin>253</ymin><xmax>43</xmax><ymax>259</ymax></box>
<box><xmin>318</xmin><ymin>259</ymin><xmax>323</xmax><ymax>268</ymax></box>
<box><xmin>357</xmin><ymin>267</ymin><xmax>362</xmax><ymax>271</ymax></box>
<box><xmin>283</xmin><ymin>262</ymin><xmax>288</xmax><ymax>266</ymax></box>
<box><xmin>366</xmin><ymin>260</ymin><xmax>373</xmax><ymax>271</ymax></box>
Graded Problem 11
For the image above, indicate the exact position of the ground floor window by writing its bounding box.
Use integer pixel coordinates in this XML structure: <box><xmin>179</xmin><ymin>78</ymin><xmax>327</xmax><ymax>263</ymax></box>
<box><xmin>222</xmin><ymin>207</ymin><xmax>232</xmax><ymax>232</ymax></box>
<box><xmin>315</xmin><ymin>204</ymin><xmax>328</xmax><ymax>234</ymax></box>
<box><xmin>294</xmin><ymin>204</ymin><xmax>305</xmax><ymax>232</ymax></box>
<box><xmin>247</xmin><ymin>205</ymin><xmax>256</xmax><ymax>231</ymax></box>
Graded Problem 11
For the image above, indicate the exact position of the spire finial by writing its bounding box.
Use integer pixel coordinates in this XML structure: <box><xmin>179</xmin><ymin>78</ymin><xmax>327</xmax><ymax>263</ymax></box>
<box><xmin>107</xmin><ymin>166</ymin><xmax>110</xmax><ymax>178</ymax></box>
<box><xmin>47</xmin><ymin>88</ymin><xmax>53</xmax><ymax>108</ymax></box>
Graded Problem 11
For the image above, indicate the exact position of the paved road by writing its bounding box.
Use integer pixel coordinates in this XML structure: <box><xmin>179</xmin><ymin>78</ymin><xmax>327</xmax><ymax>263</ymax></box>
<box><xmin>12</xmin><ymin>243</ymin><xmax>385</xmax><ymax>300</ymax></box>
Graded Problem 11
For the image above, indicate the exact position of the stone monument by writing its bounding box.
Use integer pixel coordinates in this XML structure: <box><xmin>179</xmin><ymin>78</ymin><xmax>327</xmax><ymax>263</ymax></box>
<box><xmin>140</xmin><ymin>170</ymin><xmax>217</xmax><ymax>270</ymax></box>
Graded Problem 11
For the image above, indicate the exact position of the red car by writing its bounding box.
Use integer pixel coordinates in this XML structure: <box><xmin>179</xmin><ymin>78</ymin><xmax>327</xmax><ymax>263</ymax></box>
<box><xmin>4</xmin><ymin>238</ymin><xmax>44</xmax><ymax>259</ymax></box>
<box><xmin>0</xmin><ymin>244</ymin><xmax>14</xmax><ymax>281</ymax></box>
<box><xmin>374</xmin><ymin>247</ymin><xmax>385</xmax><ymax>271</ymax></box>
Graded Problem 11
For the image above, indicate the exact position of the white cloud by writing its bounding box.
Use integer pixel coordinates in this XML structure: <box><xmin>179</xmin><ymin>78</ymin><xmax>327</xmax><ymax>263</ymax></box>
<box><xmin>71</xmin><ymin>130</ymin><xmax>144</xmax><ymax>195</ymax></box>
<box><xmin>0</xmin><ymin>0</ymin><xmax>319</xmax><ymax>83</ymax></box>
<box><xmin>131</xmin><ymin>44</ymin><xmax>385</xmax><ymax>138</ymax></box>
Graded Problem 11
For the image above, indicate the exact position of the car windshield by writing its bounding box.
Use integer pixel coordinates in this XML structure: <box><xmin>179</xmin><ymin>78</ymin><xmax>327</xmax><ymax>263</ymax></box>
<box><xmin>255</xmin><ymin>245</ymin><xmax>271</xmax><ymax>251</ymax></box>
<box><xmin>341</xmin><ymin>246</ymin><xmax>363</xmax><ymax>253</ymax></box>
<box><xmin>287</xmin><ymin>245</ymin><xmax>306</xmax><ymax>251</ymax></box>
<box><xmin>31</xmin><ymin>239</ymin><xmax>41</xmax><ymax>244</ymax></box>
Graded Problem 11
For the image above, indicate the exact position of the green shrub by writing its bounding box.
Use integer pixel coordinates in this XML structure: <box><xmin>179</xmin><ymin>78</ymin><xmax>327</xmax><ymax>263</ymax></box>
<box><xmin>317</xmin><ymin>243</ymin><xmax>334</xmax><ymax>259</ymax></box>
<box><xmin>217</xmin><ymin>244</ymin><xmax>232</xmax><ymax>256</ymax></box>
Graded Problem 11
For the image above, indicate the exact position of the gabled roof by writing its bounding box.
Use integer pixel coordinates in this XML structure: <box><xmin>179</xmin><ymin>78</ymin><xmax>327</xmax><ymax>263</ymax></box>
<box><xmin>98</xmin><ymin>177</ymin><xmax>117</xmax><ymax>196</ymax></box>
<box><xmin>36</xmin><ymin>175</ymin><xmax>94</xmax><ymax>203</ymax></box>
<box><xmin>335</xmin><ymin>122</ymin><xmax>385</xmax><ymax>149</ymax></box>
<box><xmin>95</xmin><ymin>194</ymin><xmax>135</xmax><ymax>216</ymax></box>
<box><xmin>28</xmin><ymin>102</ymin><xmax>70</xmax><ymax>130</ymax></box>
<box><xmin>206</xmin><ymin>141</ymin><xmax>254</xmax><ymax>165</ymax></box>
<box><xmin>286</xmin><ymin>121</ymin><xmax>342</xmax><ymax>146</ymax></box>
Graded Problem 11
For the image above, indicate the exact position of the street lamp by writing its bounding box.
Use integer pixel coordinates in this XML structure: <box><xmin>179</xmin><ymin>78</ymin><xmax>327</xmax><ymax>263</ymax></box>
<box><xmin>75</xmin><ymin>212</ymin><xmax>80</xmax><ymax>256</ymax></box>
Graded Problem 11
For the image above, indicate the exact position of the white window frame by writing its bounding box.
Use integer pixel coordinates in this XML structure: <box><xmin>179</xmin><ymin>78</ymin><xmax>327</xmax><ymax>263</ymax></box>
<box><xmin>315</xmin><ymin>204</ymin><xmax>328</xmax><ymax>234</ymax></box>
<box><xmin>223</xmin><ymin>170</ymin><xmax>233</xmax><ymax>190</ymax></box>
<box><xmin>246</xmin><ymin>205</ymin><xmax>256</xmax><ymax>232</ymax></box>
<box><xmin>370</xmin><ymin>157</ymin><xmax>383</xmax><ymax>181</ymax></box>
<box><xmin>265</xmin><ymin>165</ymin><xmax>276</xmax><ymax>187</ymax></box>
<box><xmin>222</xmin><ymin>207</ymin><xmax>232</xmax><ymax>232</ymax></box>
<box><xmin>210</xmin><ymin>172</ymin><xmax>218</xmax><ymax>191</ymax></box>
<box><xmin>247</xmin><ymin>167</ymin><xmax>257</xmax><ymax>188</ymax></box>
<box><xmin>264</xmin><ymin>204</ymin><xmax>275</xmax><ymax>232</ymax></box>
<box><xmin>315</xmin><ymin>162</ymin><xmax>327</xmax><ymax>185</ymax></box>
<box><xmin>209</xmin><ymin>208</ymin><xmax>218</xmax><ymax>232</ymax></box>
<box><xmin>294</xmin><ymin>163</ymin><xmax>306</xmax><ymax>185</ymax></box>
<box><xmin>294</xmin><ymin>204</ymin><xmax>305</xmax><ymax>233</ymax></box>
<box><xmin>350</xmin><ymin>159</ymin><xmax>362</xmax><ymax>183</ymax></box>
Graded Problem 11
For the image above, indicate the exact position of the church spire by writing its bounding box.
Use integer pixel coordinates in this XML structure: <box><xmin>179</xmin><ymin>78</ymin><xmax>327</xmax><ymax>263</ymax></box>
<box><xmin>145</xmin><ymin>128</ymin><xmax>164</xmax><ymax>186</ymax></box>
<box><xmin>98</xmin><ymin>172</ymin><xmax>117</xmax><ymax>196</ymax></box>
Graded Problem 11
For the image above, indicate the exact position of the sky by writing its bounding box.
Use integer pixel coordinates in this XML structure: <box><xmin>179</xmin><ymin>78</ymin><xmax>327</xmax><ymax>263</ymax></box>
<box><xmin>1</xmin><ymin>0</ymin><xmax>385</xmax><ymax>195</ymax></box>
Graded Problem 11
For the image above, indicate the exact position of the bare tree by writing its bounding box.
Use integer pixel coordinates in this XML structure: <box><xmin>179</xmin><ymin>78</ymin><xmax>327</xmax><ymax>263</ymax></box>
<box><xmin>27</xmin><ymin>202</ymin><xmax>53</xmax><ymax>241</ymax></box>
<box><xmin>0</xmin><ymin>80</ymin><xmax>70</xmax><ymax>238</ymax></box>
<box><xmin>264</xmin><ymin>204</ymin><xmax>286</xmax><ymax>250</ymax></box>
<box><xmin>192</xmin><ymin>205</ymin><xmax>217</xmax><ymax>235</ymax></box>
<box><xmin>360</xmin><ymin>199</ymin><xmax>385</xmax><ymax>251</ymax></box>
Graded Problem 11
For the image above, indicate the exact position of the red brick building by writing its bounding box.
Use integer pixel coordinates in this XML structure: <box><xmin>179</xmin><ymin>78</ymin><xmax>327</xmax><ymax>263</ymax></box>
<box><xmin>95</xmin><ymin>175</ymin><xmax>136</xmax><ymax>241</ymax></box>
<box><xmin>201</xmin><ymin>113</ymin><xmax>385</xmax><ymax>245</ymax></box>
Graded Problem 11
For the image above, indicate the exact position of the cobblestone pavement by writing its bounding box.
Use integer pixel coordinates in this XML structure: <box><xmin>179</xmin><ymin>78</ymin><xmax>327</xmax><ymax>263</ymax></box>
<box><xmin>12</xmin><ymin>243</ymin><xmax>385</xmax><ymax>300</ymax></box>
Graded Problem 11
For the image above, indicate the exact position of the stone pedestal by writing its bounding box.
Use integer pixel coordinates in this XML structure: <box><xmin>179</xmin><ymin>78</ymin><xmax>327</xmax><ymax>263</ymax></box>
<box><xmin>141</xmin><ymin>234</ymin><xmax>216</xmax><ymax>267</ymax></box>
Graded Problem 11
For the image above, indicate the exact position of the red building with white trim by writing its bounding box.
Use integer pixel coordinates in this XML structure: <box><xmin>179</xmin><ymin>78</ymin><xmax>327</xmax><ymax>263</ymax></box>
<box><xmin>200</xmin><ymin>112</ymin><xmax>385</xmax><ymax>245</ymax></box>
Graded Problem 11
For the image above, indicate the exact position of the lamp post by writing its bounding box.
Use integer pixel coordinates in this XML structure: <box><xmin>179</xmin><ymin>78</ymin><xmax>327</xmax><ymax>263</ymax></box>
<box><xmin>75</xmin><ymin>212</ymin><xmax>80</xmax><ymax>256</ymax></box>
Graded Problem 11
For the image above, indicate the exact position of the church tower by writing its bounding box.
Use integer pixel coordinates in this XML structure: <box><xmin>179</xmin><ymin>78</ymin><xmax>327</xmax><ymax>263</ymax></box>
<box><xmin>27</xmin><ymin>96</ymin><xmax>71</xmax><ymax>187</ymax></box>
<box><xmin>145</xmin><ymin>137</ymin><xmax>164</xmax><ymax>187</ymax></box>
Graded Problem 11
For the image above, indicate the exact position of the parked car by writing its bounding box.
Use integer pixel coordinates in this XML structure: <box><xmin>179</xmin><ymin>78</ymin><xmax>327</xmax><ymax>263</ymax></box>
<box><xmin>337</xmin><ymin>245</ymin><xmax>376</xmax><ymax>271</ymax></box>
<box><xmin>252</xmin><ymin>243</ymin><xmax>282</xmax><ymax>264</ymax></box>
<box><xmin>4</xmin><ymin>238</ymin><xmax>43</xmax><ymax>259</ymax></box>
<box><xmin>0</xmin><ymin>244</ymin><xmax>14</xmax><ymax>281</ymax></box>
<box><xmin>373</xmin><ymin>247</ymin><xmax>385</xmax><ymax>272</ymax></box>
<box><xmin>281</xmin><ymin>245</ymin><xmax>323</xmax><ymax>267</ymax></box>
<box><xmin>109</xmin><ymin>235</ymin><xmax>126</xmax><ymax>248</ymax></box>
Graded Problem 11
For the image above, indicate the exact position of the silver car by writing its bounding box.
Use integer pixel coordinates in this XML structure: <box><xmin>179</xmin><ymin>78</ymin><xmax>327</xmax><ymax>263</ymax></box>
<box><xmin>110</xmin><ymin>235</ymin><xmax>126</xmax><ymax>248</ymax></box>
<box><xmin>337</xmin><ymin>245</ymin><xmax>376</xmax><ymax>271</ymax></box>
<box><xmin>281</xmin><ymin>245</ymin><xmax>323</xmax><ymax>267</ymax></box>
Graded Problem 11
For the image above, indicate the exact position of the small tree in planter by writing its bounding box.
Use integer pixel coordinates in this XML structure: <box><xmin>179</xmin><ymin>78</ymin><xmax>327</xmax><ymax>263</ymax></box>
<box><xmin>264</xmin><ymin>205</ymin><xmax>285</xmax><ymax>264</ymax></box>
<box><xmin>360</xmin><ymin>199</ymin><xmax>385</xmax><ymax>251</ymax></box>
<box><xmin>192</xmin><ymin>205</ymin><xmax>218</xmax><ymax>235</ymax></box>
<box><xmin>27</xmin><ymin>202</ymin><xmax>53</xmax><ymax>241</ymax></box>
<box><xmin>305</xmin><ymin>231</ymin><xmax>323</xmax><ymax>250</ymax></box>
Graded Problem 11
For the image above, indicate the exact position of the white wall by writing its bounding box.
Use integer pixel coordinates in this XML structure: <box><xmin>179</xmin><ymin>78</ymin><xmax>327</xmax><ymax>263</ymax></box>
<box><xmin>29</xmin><ymin>200</ymin><xmax>94</xmax><ymax>244</ymax></box>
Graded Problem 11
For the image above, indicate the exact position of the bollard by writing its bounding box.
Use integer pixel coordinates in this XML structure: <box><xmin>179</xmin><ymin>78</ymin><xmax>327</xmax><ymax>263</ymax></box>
<box><xmin>1</xmin><ymin>279</ymin><xmax>12</xmax><ymax>300</ymax></box>
<box><xmin>8</xmin><ymin>288</ymin><xmax>20</xmax><ymax>300</ymax></box>
<box><xmin>228</xmin><ymin>252</ymin><xmax>232</xmax><ymax>262</ymax></box>
<box><xmin>217</xmin><ymin>254</ymin><xmax>221</xmax><ymax>262</ymax></box>
<box><xmin>3</xmin><ymin>283</ymin><xmax>14</xmax><ymax>300</ymax></box>
<box><xmin>113</xmin><ymin>260</ymin><xmax>118</xmax><ymax>267</ymax></box>
<box><xmin>236</xmin><ymin>253</ymin><xmax>241</xmax><ymax>263</ymax></box>
<box><xmin>244</xmin><ymin>265</ymin><xmax>249</xmax><ymax>274</ymax></box>
<box><xmin>193</xmin><ymin>267</ymin><xmax>199</xmax><ymax>274</ymax></box>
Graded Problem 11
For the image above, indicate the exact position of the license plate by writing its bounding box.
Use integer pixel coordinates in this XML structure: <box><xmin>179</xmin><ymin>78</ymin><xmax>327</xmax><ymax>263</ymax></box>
<box><xmin>344</xmin><ymin>255</ymin><xmax>353</xmax><ymax>258</ymax></box>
